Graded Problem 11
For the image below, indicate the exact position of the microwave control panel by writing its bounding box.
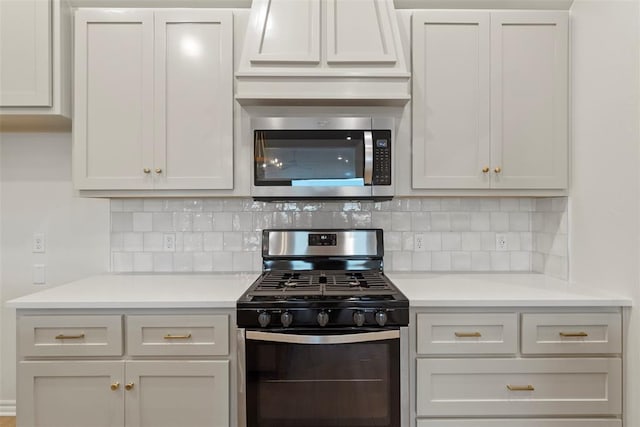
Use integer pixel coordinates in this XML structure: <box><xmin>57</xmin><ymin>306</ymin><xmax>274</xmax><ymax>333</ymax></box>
<box><xmin>372</xmin><ymin>130</ymin><xmax>392</xmax><ymax>185</ymax></box>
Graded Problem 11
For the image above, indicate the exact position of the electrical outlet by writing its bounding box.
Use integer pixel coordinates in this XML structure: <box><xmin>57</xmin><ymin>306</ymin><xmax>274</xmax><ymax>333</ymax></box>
<box><xmin>496</xmin><ymin>233</ymin><xmax>508</xmax><ymax>251</ymax></box>
<box><xmin>33</xmin><ymin>233</ymin><xmax>45</xmax><ymax>253</ymax></box>
<box><xmin>33</xmin><ymin>264</ymin><xmax>46</xmax><ymax>284</ymax></box>
<box><xmin>414</xmin><ymin>233</ymin><xmax>425</xmax><ymax>251</ymax></box>
<box><xmin>163</xmin><ymin>233</ymin><xmax>176</xmax><ymax>251</ymax></box>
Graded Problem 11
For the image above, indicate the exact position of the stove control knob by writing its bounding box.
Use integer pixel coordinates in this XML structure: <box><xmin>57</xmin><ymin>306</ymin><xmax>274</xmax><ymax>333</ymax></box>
<box><xmin>353</xmin><ymin>311</ymin><xmax>366</xmax><ymax>327</ymax></box>
<box><xmin>280</xmin><ymin>311</ymin><xmax>293</xmax><ymax>328</ymax></box>
<box><xmin>258</xmin><ymin>311</ymin><xmax>271</xmax><ymax>328</ymax></box>
<box><xmin>375</xmin><ymin>311</ymin><xmax>388</xmax><ymax>327</ymax></box>
<box><xmin>317</xmin><ymin>311</ymin><xmax>329</xmax><ymax>327</ymax></box>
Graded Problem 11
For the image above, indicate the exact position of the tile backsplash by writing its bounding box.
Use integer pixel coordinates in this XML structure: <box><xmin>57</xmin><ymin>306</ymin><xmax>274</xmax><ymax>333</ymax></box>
<box><xmin>110</xmin><ymin>197</ymin><xmax>569</xmax><ymax>279</ymax></box>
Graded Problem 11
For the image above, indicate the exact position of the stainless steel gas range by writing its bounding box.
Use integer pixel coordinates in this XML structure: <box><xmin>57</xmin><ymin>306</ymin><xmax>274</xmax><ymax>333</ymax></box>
<box><xmin>237</xmin><ymin>229</ymin><xmax>409</xmax><ymax>427</ymax></box>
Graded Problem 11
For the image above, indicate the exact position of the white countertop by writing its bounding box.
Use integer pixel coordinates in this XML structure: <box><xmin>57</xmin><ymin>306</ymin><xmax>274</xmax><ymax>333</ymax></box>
<box><xmin>386</xmin><ymin>273</ymin><xmax>632</xmax><ymax>307</ymax></box>
<box><xmin>6</xmin><ymin>272</ymin><xmax>632</xmax><ymax>309</ymax></box>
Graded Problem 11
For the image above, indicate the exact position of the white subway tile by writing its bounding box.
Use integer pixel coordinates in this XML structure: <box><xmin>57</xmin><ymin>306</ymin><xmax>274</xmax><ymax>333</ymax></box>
<box><xmin>509</xmin><ymin>212</ymin><xmax>530</xmax><ymax>231</ymax></box>
<box><xmin>404</xmin><ymin>199</ymin><xmax>422</xmax><ymax>212</ymax></box>
<box><xmin>481</xmin><ymin>232</ymin><xmax>496</xmax><ymax>250</ymax></box>
<box><xmin>471</xmin><ymin>252</ymin><xmax>491</xmax><ymax>271</ymax></box>
<box><xmin>133</xmin><ymin>253</ymin><xmax>153</xmax><ymax>272</ymax></box>
<box><xmin>122</xmin><ymin>199</ymin><xmax>143</xmax><ymax>212</ymax></box>
<box><xmin>233</xmin><ymin>252</ymin><xmax>254</xmax><ymax>271</ymax></box>
<box><xmin>143</xmin><ymin>232</ymin><xmax>163</xmax><ymax>252</ymax></box>
<box><xmin>203</xmin><ymin>232</ymin><xmax>224</xmax><ymax>251</ymax></box>
<box><xmin>342</xmin><ymin>202</ymin><xmax>361</xmax><ymax>212</ymax></box>
<box><xmin>520</xmin><ymin>232</ymin><xmax>533</xmax><ymax>251</ymax></box>
<box><xmin>183</xmin><ymin>199</ymin><xmax>204</xmax><ymax>212</ymax></box>
<box><xmin>223</xmin><ymin>199</ymin><xmax>244</xmax><ymax>212</ymax></box>
<box><xmin>332</xmin><ymin>212</ymin><xmax>352</xmax><ymax>228</ymax></box>
<box><xmin>233</xmin><ymin>212</ymin><xmax>253</xmax><ymax>231</ymax></box>
<box><xmin>153</xmin><ymin>253</ymin><xmax>173</xmax><ymax>272</ymax></box>
<box><xmin>550</xmin><ymin>234</ymin><xmax>568</xmax><ymax>256</ymax></box>
<box><xmin>411</xmin><ymin>212</ymin><xmax>430</xmax><ymax>231</ymax></box>
<box><xmin>273</xmin><ymin>212</ymin><xmax>293</xmax><ymax>227</ymax></box>
<box><xmin>392</xmin><ymin>251</ymin><xmax>413</xmax><ymax>271</ymax></box>
<box><xmin>311</xmin><ymin>212</ymin><xmax>333</xmax><ymax>228</ymax></box>
<box><xmin>460</xmin><ymin>198</ymin><xmax>480</xmax><ymax>211</ymax></box>
<box><xmin>111</xmin><ymin>233</ymin><xmax>123</xmax><ymax>251</ymax></box>
<box><xmin>243</xmin><ymin>232</ymin><xmax>261</xmax><ymax>251</ymax></box>
<box><xmin>173</xmin><ymin>253</ymin><xmax>193</xmax><ymax>272</ymax></box>
<box><xmin>163</xmin><ymin>199</ymin><xmax>184</xmax><ymax>212</ymax></box>
<box><xmin>545</xmin><ymin>254</ymin><xmax>568</xmax><ymax>280</ymax></box>
<box><xmin>402</xmin><ymin>232</ymin><xmax>414</xmax><ymax>251</ymax></box>
<box><xmin>431</xmin><ymin>252</ymin><xmax>451</xmax><ymax>271</ymax></box>
<box><xmin>143</xmin><ymin>199</ymin><xmax>163</xmax><ymax>212</ymax></box>
<box><xmin>253</xmin><ymin>212</ymin><xmax>274</xmax><ymax>230</ymax></box>
<box><xmin>490</xmin><ymin>252</ymin><xmax>510</xmax><ymax>271</ymax></box>
<box><xmin>385</xmin><ymin>232</ymin><xmax>402</xmax><ymax>251</ymax></box>
<box><xmin>442</xmin><ymin>233</ymin><xmax>461</xmax><ymax>251</ymax></box>
<box><xmin>213</xmin><ymin>212</ymin><xmax>234</xmax><ymax>231</ymax></box>
<box><xmin>451</xmin><ymin>252</ymin><xmax>471</xmax><ymax>271</ymax></box>
<box><xmin>110</xmin><ymin>199</ymin><xmax>124</xmax><ymax>212</ymax></box>
<box><xmin>450</xmin><ymin>212</ymin><xmax>470</xmax><ymax>231</ymax></box>
<box><xmin>505</xmin><ymin>232</ymin><xmax>521</xmax><ymax>251</ymax></box>
<box><xmin>123</xmin><ymin>232</ymin><xmax>143</xmax><ymax>252</ymax></box>
<box><xmin>479</xmin><ymin>199</ymin><xmax>499</xmax><ymax>211</ymax></box>
<box><xmin>173</xmin><ymin>212</ymin><xmax>193</xmax><ymax>232</ymax></box>
<box><xmin>193</xmin><ymin>213</ymin><xmax>213</xmax><ymax>231</ymax></box>
<box><xmin>422</xmin><ymin>198</ymin><xmax>441</xmax><ymax>212</ymax></box>
<box><xmin>510</xmin><ymin>252</ymin><xmax>531</xmax><ymax>271</ymax></box>
<box><xmin>391</xmin><ymin>212</ymin><xmax>411</xmax><ymax>231</ymax></box>
<box><xmin>424</xmin><ymin>232</ymin><xmax>442</xmax><ymax>251</ymax></box>
<box><xmin>372</xmin><ymin>212</ymin><xmax>392</xmax><ymax>229</ymax></box>
<box><xmin>212</xmin><ymin>252</ymin><xmax>233</xmax><ymax>272</ymax></box>
<box><xmin>373</xmin><ymin>201</ymin><xmax>392</xmax><ymax>211</ymax></box>
<box><xmin>470</xmin><ymin>212</ymin><xmax>491</xmax><ymax>231</ymax></box>
<box><xmin>183</xmin><ymin>233</ymin><xmax>203</xmax><ymax>252</ymax></box>
<box><xmin>535</xmin><ymin>198</ymin><xmax>552</xmax><ymax>212</ymax></box>
<box><xmin>152</xmin><ymin>213</ymin><xmax>174</xmax><ymax>232</ymax></box>
<box><xmin>441</xmin><ymin>198</ymin><xmax>461</xmax><ymax>211</ymax></box>
<box><xmin>133</xmin><ymin>212</ymin><xmax>153</xmax><ymax>232</ymax></box>
<box><xmin>532</xmin><ymin>252</ymin><xmax>545</xmax><ymax>273</ymax></box>
<box><xmin>352</xmin><ymin>212</ymin><xmax>372</xmax><ymax>227</ymax></box>
<box><xmin>519</xmin><ymin>198</ymin><xmax>534</xmax><ymax>212</ymax></box>
<box><xmin>499</xmin><ymin>198</ymin><xmax>520</xmax><ymax>212</ymax></box>
<box><xmin>294</xmin><ymin>212</ymin><xmax>314</xmax><ymax>228</ymax></box>
<box><xmin>461</xmin><ymin>232</ymin><xmax>482</xmax><ymax>251</ymax></box>
<box><xmin>204</xmin><ymin>199</ymin><xmax>224</xmax><ymax>212</ymax></box>
<box><xmin>224</xmin><ymin>232</ymin><xmax>243</xmax><ymax>251</ymax></box>
<box><xmin>490</xmin><ymin>212</ymin><xmax>509</xmax><ymax>231</ymax></box>
<box><xmin>411</xmin><ymin>252</ymin><xmax>431</xmax><ymax>271</ymax></box>
<box><xmin>112</xmin><ymin>212</ymin><xmax>133</xmax><ymax>232</ymax></box>
<box><xmin>193</xmin><ymin>252</ymin><xmax>213</xmax><ymax>272</ymax></box>
<box><xmin>112</xmin><ymin>252</ymin><xmax>133</xmax><ymax>272</ymax></box>
<box><xmin>551</xmin><ymin>197</ymin><xmax>568</xmax><ymax>212</ymax></box>
<box><xmin>301</xmin><ymin>202</ymin><xmax>323</xmax><ymax>212</ymax></box>
<box><xmin>430</xmin><ymin>212</ymin><xmax>451</xmax><ymax>231</ymax></box>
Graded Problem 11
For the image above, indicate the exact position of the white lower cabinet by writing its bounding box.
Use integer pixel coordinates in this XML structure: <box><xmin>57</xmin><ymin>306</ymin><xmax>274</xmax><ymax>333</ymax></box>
<box><xmin>411</xmin><ymin>308</ymin><xmax>623</xmax><ymax>426</ymax></box>
<box><xmin>417</xmin><ymin>420</ymin><xmax>622</xmax><ymax>427</ymax></box>
<box><xmin>16</xmin><ymin>311</ymin><xmax>234</xmax><ymax>427</ymax></box>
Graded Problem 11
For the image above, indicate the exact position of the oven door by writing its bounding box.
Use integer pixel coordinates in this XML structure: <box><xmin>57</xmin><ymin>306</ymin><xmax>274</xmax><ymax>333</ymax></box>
<box><xmin>238</xmin><ymin>328</ymin><xmax>406</xmax><ymax>427</ymax></box>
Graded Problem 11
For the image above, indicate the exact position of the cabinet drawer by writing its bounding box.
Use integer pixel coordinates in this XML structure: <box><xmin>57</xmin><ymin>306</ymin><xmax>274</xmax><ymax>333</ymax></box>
<box><xmin>127</xmin><ymin>315</ymin><xmax>229</xmax><ymax>356</ymax></box>
<box><xmin>416</xmin><ymin>313</ymin><xmax>517</xmax><ymax>355</ymax></box>
<box><xmin>417</xmin><ymin>420</ymin><xmax>621</xmax><ymax>427</ymax></box>
<box><xmin>416</xmin><ymin>358</ymin><xmax>621</xmax><ymax>417</ymax></box>
<box><xmin>19</xmin><ymin>315</ymin><xmax>123</xmax><ymax>357</ymax></box>
<box><xmin>521</xmin><ymin>313</ymin><xmax>621</xmax><ymax>354</ymax></box>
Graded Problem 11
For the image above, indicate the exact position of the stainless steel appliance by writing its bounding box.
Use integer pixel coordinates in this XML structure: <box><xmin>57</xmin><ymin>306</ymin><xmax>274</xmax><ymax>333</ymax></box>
<box><xmin>237</xmin><ymin>229</ymin><xmax>409</xmax><ymax>427</ymax></box>
<box><xmin>251</xmin><ymin>117</ymin><xmax>394</xmax><ymax>201</ymax></box>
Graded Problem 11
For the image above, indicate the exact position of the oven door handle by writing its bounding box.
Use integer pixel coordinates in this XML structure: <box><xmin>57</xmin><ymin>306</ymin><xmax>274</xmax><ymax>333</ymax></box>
<box><xmin>364</xmin><ymin>131</ymin><xmax>374</xmax><ymax>185</ymax></box>
<box><xmin>246</xmin><ymin>329</ymin><xmax>399</xmax><ymax>345</ymax></box>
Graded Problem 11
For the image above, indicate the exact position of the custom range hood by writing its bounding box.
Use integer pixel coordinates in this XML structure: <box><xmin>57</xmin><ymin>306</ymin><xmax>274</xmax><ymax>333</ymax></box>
<box><xmin>236</xmin><ymin>0</ymin><xmax>410</xmax><ymax>105</ymax></box>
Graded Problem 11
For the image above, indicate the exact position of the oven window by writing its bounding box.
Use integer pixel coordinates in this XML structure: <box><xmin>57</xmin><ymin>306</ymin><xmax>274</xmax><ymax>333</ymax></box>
<box><xmin>254</xmin><ymin>130</ymin><xmax>365</xmax><ymax>186</ymax></box>
<box><xmin>245</xmin><ymin>336</ymin><xmax>400</xmax><ymax>427</ymax></box>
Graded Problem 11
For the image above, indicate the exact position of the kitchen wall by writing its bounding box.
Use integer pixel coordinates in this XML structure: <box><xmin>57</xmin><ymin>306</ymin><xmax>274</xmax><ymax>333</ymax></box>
<box><xmin>0</xmin><ymin>132</ymin><xmax>110</xmax><ymax>412</ymax></box>
<box><xmin>110</xmin><ymin>196</ymin><xmax>568</xmax><ymax>277</ymax></box>
<box><xmin>569</xmin><ymin>1</ymin><xmax>640</xmax><ymax>426</ymax></box>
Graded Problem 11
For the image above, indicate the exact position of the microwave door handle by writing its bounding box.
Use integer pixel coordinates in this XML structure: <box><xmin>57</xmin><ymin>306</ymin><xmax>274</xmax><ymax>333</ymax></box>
<box><xmin>364</xmin><ymin>131</ymin><xmax>374</xmax><ymax>185</ymax></box>
<box><xmin>246</xmin><ymin>329</ymin><xmax>399</xmax><ymax>345</ymax></box>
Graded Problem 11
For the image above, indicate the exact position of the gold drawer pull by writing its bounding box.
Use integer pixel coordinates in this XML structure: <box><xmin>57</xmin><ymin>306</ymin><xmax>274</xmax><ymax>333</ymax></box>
<box><xmin>559</xmin><ymin>332</ymin><xmax>589</xmax><ymax>337</ymax></box>
<box><xmin>125</xmin><ymin>382</ymin><xmax>135</xmax><ymax>391</ymax></box>
<box><xmin>455</xmin><ymin>332</ymin><xmax>482</xmax><ymax>338</ymax></box>
<box><xmin>163</xmin><ymin>333</ymin><xmax>192</xmax><ymax>340</ymax></box>
<box><xmin>507</xmin><ymin>384</ymin><xmax>534</xmax><ymax>391</ymax></box>
<box><xmin>55</xmin><ymin>333</ymin><xmax>85</xmax><ymax>340</ymax></box>
<box><xmin>110</xmin><ymin>382</ymin><xmax>120</xmax><ymax>391</ymax></box>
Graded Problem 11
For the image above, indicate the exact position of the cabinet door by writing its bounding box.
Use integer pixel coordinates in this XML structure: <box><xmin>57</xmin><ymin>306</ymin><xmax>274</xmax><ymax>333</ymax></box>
<box><xmin>125</xmin><ymin>360</ymin><xmax>229</xmax><ymax>427</ymax></box>
<box><xmin>18</xmin><ymin>361</ymin><xmax>125</xmax><ymax>427</ymax></box>
<box><xmin>412</xmin><ymin>11</ymin><xmax>491</xmax><ymax>189</ymax></box>
<box><xmin>0</xmin><ymin>0</ymin><xmax>52</xmax><ymax>106</ymax></box>
<box><xmin>154</xmin><ymin>10</ymin><xmax>234</xmax><ymax>190</ymax></box>
<box><xmin>73</xmin><ymin>9</ymin><xmax>154</xmax><ymax>190</ymax></box>
<box><xmin>490</xmin><ymin>11</ymin><xmax>568</xmax><ymax>189</ymax></box>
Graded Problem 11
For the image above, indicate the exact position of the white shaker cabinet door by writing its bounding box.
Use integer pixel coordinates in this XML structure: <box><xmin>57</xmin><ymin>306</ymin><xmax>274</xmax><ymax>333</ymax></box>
<box><xmin>490</xmin><ymin>11</ymin><xmax>568</xmax><ymax>189</ymax></box>
<box><xmin>153</xmin><ymin>11</ymin><xmax>234</xmax><ymax>190</ymax></box>
<box><xmin>0</xmin><ymin>0</ymin><xmax>52</xmax><ymax>107</ymax></box>
<box><xmin>412</xmin><ymin>11</ymin><xmax>491</xmax><ymax>189</ymax></box>
<box><xmin>124</xmin><ymin>360</ymin><xmax>229</xmax><ymax>427</ymax></box>
<box><xmin>18</xmin><ymin>361</ymin><xmax>125</xmax><ymax>427</ymax></box>
<box><xmin>73</xmin><ymin>9</ymin><xmax>155</xmax><ymax>190</ymax></box>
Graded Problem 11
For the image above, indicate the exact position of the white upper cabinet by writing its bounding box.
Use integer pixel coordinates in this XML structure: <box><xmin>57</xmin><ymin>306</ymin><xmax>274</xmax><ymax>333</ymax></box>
<box><xmin>490</xmin><ymin>12</ymin><xmax>568</xmax><ymax>189</ymax></box>
<box><xmin>236</xmin><ymin>0</ymin><xmax>409</xmax><ymax>103</ymax></box>
<box><xmin>0</xmin><ymin>0</ymin><xmax>71</xmax><ymax>128</ymax></box>
<box><xmin>73</xmin><ymin>9</ymin><xmax>233</xmax><ymax>191</ymax></box>
<box><xmin>412</xmin><ymin>10</ymin><xmax>568</xmax><ymax>190</ymax></box>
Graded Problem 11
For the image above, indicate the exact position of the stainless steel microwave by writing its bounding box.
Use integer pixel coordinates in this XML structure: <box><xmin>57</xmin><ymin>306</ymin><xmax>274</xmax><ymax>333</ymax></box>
<box><xmin>251</xmin><ymin>117</ymin><xmax>394</xmax><ymax>200</ymax></box>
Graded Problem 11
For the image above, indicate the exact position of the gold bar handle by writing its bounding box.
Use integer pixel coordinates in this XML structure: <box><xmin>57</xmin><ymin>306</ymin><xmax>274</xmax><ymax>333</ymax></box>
<box><xmin>55</xmin><ymin>333</ymin><xmax>85</xmax><ymax>340</ymax></box>
<box><xmin>507</xmin><ymin>384</ymin><xmax>535</xmax><ymax>391</ymax></box>
<box><xmin>454</xmin><ymin>332</ymin><xmax>482</xmax><ymax>338</ymax></box>
<box><xmin>163</xmin><ymin>333</ymin><xmax>192</xmax><ymax>340</ymax></box>
<box><xmin>559</xmin><ymin>332</ymin><xmax>588</xmax><ymax>337</ymax></box>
